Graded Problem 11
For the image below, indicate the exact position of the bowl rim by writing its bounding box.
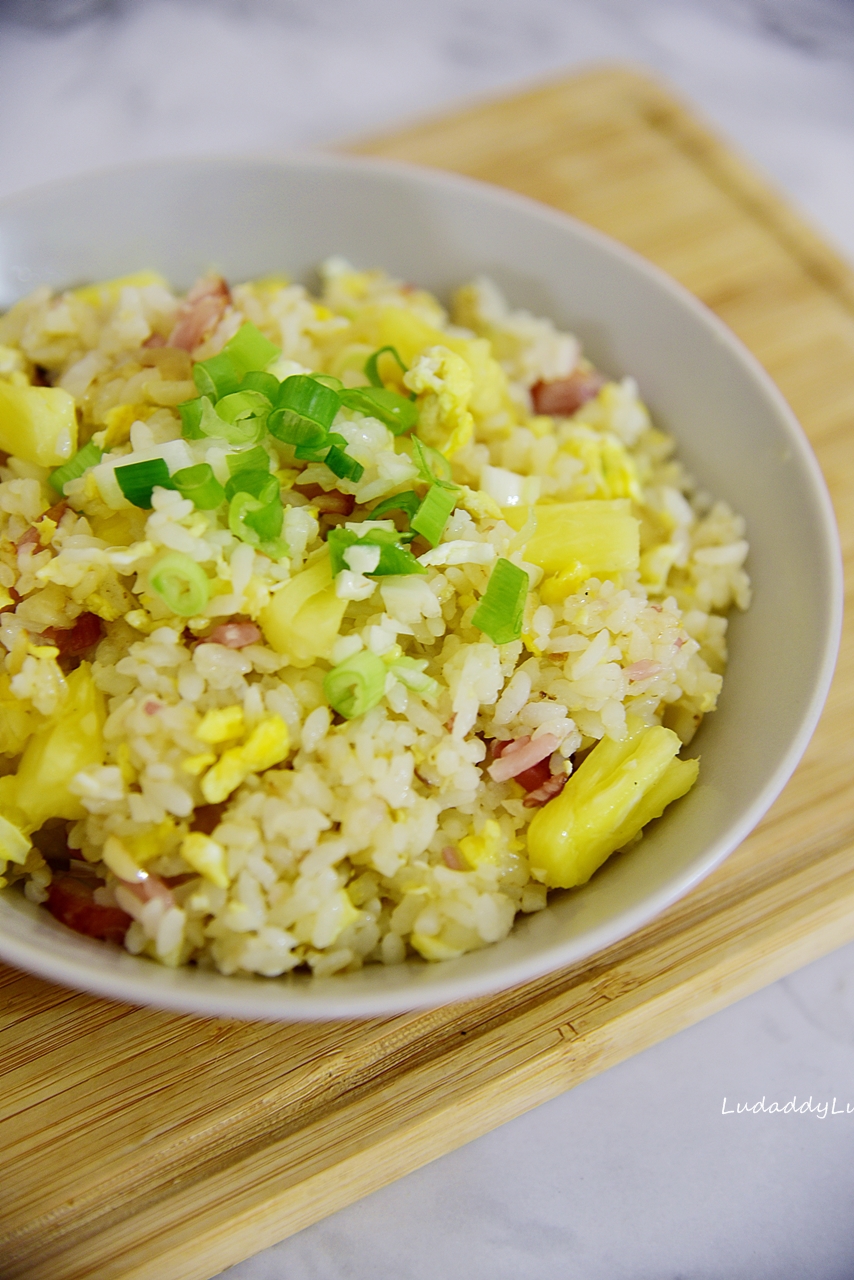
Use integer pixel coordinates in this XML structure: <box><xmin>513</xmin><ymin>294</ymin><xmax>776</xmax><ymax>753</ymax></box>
<box><xmin>0</xmin><ymin>151</ymin><xmax>843</xmax><ymax>1020</ymax></box>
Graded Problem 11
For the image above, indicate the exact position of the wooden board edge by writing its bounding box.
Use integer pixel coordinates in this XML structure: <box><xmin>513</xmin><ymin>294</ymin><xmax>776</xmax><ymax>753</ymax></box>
<box><xmin>21</xmin><ymin>858</ymin><xmax>854</xmax><ymax>1280</ymax></box>
<box><xmin>347</xmin><ymin>63</ymin><xmax>854</xmax><ymax>315</ymax></box>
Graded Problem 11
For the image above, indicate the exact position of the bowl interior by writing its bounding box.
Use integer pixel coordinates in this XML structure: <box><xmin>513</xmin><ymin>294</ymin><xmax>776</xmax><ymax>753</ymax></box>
<box><xmin>0</xmin><ymin>157</ymin><xmax>841</xmax><ymax>1018</ymax></box>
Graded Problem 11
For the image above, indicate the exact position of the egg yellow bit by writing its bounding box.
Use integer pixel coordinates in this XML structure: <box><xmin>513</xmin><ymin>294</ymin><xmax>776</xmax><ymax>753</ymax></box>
<box><xmin>403</xmin><ymin>346</ymin><xmax>474</xmax><ymax>457</ymax></box>
<box><xmin>526</xmin><ymin>718</ymin><xmax>699</xmax><ymax>889</ymax></box>
<box><xmin>200</xmin><ymin>714</ymin><xmax>290</xmax><ymax>805</ymax></box>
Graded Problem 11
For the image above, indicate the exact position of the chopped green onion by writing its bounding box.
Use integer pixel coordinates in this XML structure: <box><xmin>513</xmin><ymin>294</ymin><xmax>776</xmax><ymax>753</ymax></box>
<box><xmin>411</xmin><ymin>483</ymin><xmax>458</xmax><ymax>547</ymax></box>
<box><xmin>324</xmin><ymin>650</ymin><xmax>387</xmax><ymax>720</ymax></box>
<box><xmin>49</xmin><ymin>439</ymin><xmax>103</xmax><ymax>495</ymax></box>
<box><xmin>177</xmin><ymin>396</ymin><xmax>203</xmax><ymax>438</ymax></box>
<box><xmin>240</xmin><ymin>370</ymin><xmax>280</xmax><ymax>400</ymax></box>
<box><xmin>171</xmin><ymin>463</ymin><xmax>226</xmax><ymax>509</ymax></box>
<box><xmin>339</xmin><ymin>386</ymin><xmax>417</xmax><ymax>435</ymax></box>
<box><xmin>411</xmin><ymin>436</ymin><xmax>455</xmax><ymax>487</ymax></box>
<box><xmin>310</xmin><ymin>373</ymin><xmax>344</xmax><ymax>391</ymax></box>
<box><xmin>213</xmin><ymin>390</ymin><xmax>270</xmax><ymax>444</ymax></box>
<box><xmin>226</xmin><ymin>445</ymin><xmax>270</xmax><ymax>476</ymax></box>
<box><xmin>292</xmin><ymin>431</ymin><xmax>347</xmax><ymax>462</ymax></box>
<box><xmin>324</xmin><ymin>444</ymin><xmax>364</xmax><ymax>483</ymax></box>
<box><xmin>327</xmin><ymin>527</ymin><xmax>425</xmax><ymax>578</ymax></box>
<box><xmin>115</xmin><ymin>457</ymin><xmax>175</xmax><ymax>508</ymax></box>
<box><xmin>224</xmin><ymin>322</ymin><xmax>280</xmax><ymax>373</ymax></box>
<box><xmin>149</xmin><ymin>552</ymin><xmax>210</xmax><ymax>617</ymax></box>
<box><xmin>268</xmin><ymin>375</ymin><xmax>341</xmax><ymax>447</ymax></box>
<box><xmin>389</xmin><ymin>656</ymin><xmax>439</xmax><ymax>701</ymax></box>
<box><xmin>178</xmin><ymin>395</ymin><xmax>232</xmax><ymax>441</ymax></box>
<box><xmin>224</xmin><ymin>469</ymin><xmax>278</xmax><ymax>503</ymax></box>
<box><xmin>228</xmin><ymin>489</ymin><xmax>285</xmax><ymax>556</ymax></box>
<box><xmin>369</xmin><ymin>490</ymin><xmax>421</xmax><ymax>523</ymax></box>
<box><xmin>364</xmin><ymin>345</ymin><xmax>408</xmax><ymax>388</ymax></box>
<box><xmin>471</xmin><ymin>558</ymin><xmax>529</xmax><ymax>646</ymax></box>
<box><xmin>193</xmin><ymin>352</ymin><xmax>242</xmax><ymax>401</ymax></box>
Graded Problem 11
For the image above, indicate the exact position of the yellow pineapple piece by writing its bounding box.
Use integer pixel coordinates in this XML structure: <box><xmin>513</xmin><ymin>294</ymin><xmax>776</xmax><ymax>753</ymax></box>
<box><xmin>259</xmin><ymin>553</ymin><xmax>346</xmax><ymax>666</ymax></box>
<box><xmin>527</xmin><ymin>718</ymin><xmax>698</xmax><ymax>888</ymax></box>
<box><xmin>0</xmin><ymin>380</ymin><xmax>77</xmax><ymax>467</ymax></box>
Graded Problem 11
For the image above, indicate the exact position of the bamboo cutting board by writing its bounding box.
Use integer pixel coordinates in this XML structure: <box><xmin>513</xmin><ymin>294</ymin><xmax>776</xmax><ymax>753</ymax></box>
<box><xmin>2</xmin><ymin>66</ymin><xmax>854</xmax><ymax>1280</ymax></box>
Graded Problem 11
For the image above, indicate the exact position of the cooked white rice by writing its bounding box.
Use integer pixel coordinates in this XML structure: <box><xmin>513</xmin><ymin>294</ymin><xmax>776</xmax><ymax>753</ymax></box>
<box><xmin>0</xmin><ymin>262</ymin><xmax>750</xmax><ymax>976</ymax></box>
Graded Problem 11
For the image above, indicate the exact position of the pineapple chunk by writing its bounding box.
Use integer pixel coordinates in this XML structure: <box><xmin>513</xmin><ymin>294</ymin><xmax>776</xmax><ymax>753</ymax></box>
<box><xmin>523</xmin><ymin>500</ymin><xmax>640</xmax><ymax>578</ymax></box>
<box><xmin>0</xmin><ymin>380</ymin><xmax>77</xmax><ymax>467</ymax></box>
<box><xmin>527</xmin><ymin>719</ymin><xmax>698</xmax><ymax>888</ymax></box>
<box><xmin>0</xmin><ymin>672</ymin><xmax>40</xmax><ymax>757</ymax></box>
<box><xmin>259</xmin><ymin>553</ymin><xmax>346</xmax><ymax>666</ymax></box>
<box><xmin>1</xmin><ymin>662</ymin><xmax>105</xmax><ymax>831</ymax></box>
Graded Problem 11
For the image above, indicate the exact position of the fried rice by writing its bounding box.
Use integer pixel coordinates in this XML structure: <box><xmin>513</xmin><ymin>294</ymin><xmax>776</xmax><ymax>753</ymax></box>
<box><xmin>0</xmin><ymin>262</ymin><xmax>750</xmax><ymax>977</ymax></box>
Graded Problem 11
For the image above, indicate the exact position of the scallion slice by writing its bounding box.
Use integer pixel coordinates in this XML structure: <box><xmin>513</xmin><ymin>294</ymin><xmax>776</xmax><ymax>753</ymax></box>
<box><xmin>471</xmin><ymin>558</ymin><xmax>528</xmax><ymax>646</ymax></box>
<box><xmin>412</xmin><ymin>436</ymin><xmax>455</xmax><ymax>487</ymax></box>
<box><xmin>224</xmin><ymin>469</ymin><xmax>278</xmax><ymax>503</ymax></box>
<box><xmin>240</xmin><ymin>370</ymin><xmax>280</xmax><ymax>400</ymax></box>
<box><xmin>228</xmin><ymin>489</ymin><xmax>286</xmax><ymax>557</ymax></box>
<box><xmin>193</xmin><ymin>352</ymin><xmax>242</xmax><ymax>401</ymax></box>
<box><xmin>149</xmin><ymin>552</ymin><xmax>210</xmax><ymax>617</ymax></box>
<box><xmin>369</xmin><ymin>490</ymin><xmax>421</xmax><ymax>523</ymax></box>
<box><xmin>171</xmin><ymin>463</ymin><xmax>226</xmax><ymax>509</ymax></box>
<box><xmin>389</xmin><ymin>656</ymin><xmax>439</xmax><ymax>701</ymax></box>
<box><xmin>324</xmin><ymin>444</ymin><xmax>364</xmax><ymax>483</ymax></box>
<box><xmin>267</xmin><ymin>375</ymin><xmax>341</xmax><ymax>446</ymax></box>
<box><xmin>49</xmin><ymin>439</ymin><xmax>103</xmax><ymax>495</ymax></box>
<box><xmin>224</xmin><ymin>321</ymin><xmax>280</xmax><ymax>373</ymax></box>
<box><xmin>324</xmin><ymin>649</ymin><xmax>387</xmax><ymax>720</ymax></box>
<box><xmin>115</xmin><ymin>457</ymin><xmax>175</xmax><ymax>509</ymax></box>
<box><xmin>327</xmin><ymin>526</ymin><xmax>425</xmax><ymax>578</ymax></box>
<box><xmin>364</xmin><ymin>345</ymin><xmax>408</xmax><ymax>388</ymax></box>
<box><xmin>339</xmin><ymin>386</ymin><xmax>417</xmax><ymax>435</ymax></box>
<box><xmin>213</xmin><ymin>390</ymin><xmax>270</xmax><ymax>444</ymax></box>
<box><xmin>226</xmin><ymin>445</ymin><xmax>270</xmax><ymax>476</ymax></box>
<box><xmin>411</xmin><ymin>483</ymin><xmax>458</xmax><ymax>547</ymax></box>
<box><xmin>178</xmin><ymin>395</ymin><xmax>230</xmax><ymax>441</ymax></box>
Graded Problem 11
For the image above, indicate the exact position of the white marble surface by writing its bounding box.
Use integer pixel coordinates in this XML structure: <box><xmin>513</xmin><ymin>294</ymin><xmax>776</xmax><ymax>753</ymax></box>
<box><xmin>1</xmin><ymin>2</ymin><xmax>853</xmax><ymax>1276</ymax></box>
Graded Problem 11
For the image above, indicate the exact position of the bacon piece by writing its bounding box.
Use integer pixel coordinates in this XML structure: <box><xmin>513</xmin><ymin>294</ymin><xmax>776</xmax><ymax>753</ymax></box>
<box><xmin>47</xmin><ymin>877</ymin><xmax>132</xmax><ymax>945</ymax></box>
<box><xmin>313</xmin><ymin>491</ymin><xmax>356</xmax><ymax>516</ymax></box>
<box><xmin>442</xmin><ymin>845</ymin><xmax>465</xmax><ymax>870</ymax></box>
<box><xmin>122</xmin><ymin>873</ymin><xmax>175</xmax><ymax>908</ymax></box>
<box><xmin>207</xmin><ymin>620</ymin><xmax>262</xmax><ymax>649</ymax></box>
<box><xmin>625</xmin><ymin>660</ymin><xmax>663</xmax><ymax>682</ymax></box>
<box><xmin>15</xmin><ymin>526</ymin><xmax>39</xmax><ymax>550</ymax></box>
<box><xmin>43</xmin><ymin>611</ymin><xmax>103</xmax><ymax>656</ymax></box>
<box><xmin>143</xmin><ymin>332</ymin><xmax>167</xmax><ymax>348</ymax></box>
<box><xmin>513</xmin><ymin>755</ymin><xmax>552</xmax><ymax>794</ymax></box>
<box><xmin>531</xmin><ymin>370</ymin><xmax>606</xmax><ymax>417</ymax></box>
<box><xmin>44</xmin><ymin>500</ymin><xmax>69</xmax><ymax>524</ymax></box>
<box><xmin>523</xmin><ymin>773</ymin><xmax>568</xmax><ymax>808</ymax></box>
<box><xmin>487</xmin><ymin>734</ymin><xmax>559</xmax><ymax>783</ymax></box>
<box><xmin>192</xmin><ymin>803</ymin><xmax>227</xmax><ymax>835</ymax></box>
<box><xmin>168</xmin><ymin>274</ymin><xmax>230</xmax><ymax>352</ymax></box>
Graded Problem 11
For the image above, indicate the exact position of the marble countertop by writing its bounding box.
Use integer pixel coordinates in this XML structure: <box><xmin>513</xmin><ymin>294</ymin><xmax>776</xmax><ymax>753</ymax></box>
<box><xmin>2</xmin><ymin>2</ymin><xmax>853</xmax><ymax>1277</ymax></box>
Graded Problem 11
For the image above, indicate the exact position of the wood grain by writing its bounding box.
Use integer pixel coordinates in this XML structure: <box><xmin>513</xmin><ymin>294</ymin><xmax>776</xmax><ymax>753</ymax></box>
<box><xmin>2</xmin><ymin>66</ymin><xmax>853</xmax><ymax>1280</ymax></box>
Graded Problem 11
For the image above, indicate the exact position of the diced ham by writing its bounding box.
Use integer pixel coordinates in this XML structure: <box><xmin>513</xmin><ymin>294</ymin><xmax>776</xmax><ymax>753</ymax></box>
<box><xmin>523</xmin><ymin>773</ymin><xmax>568</xmax><ymax>808</ymax></box>
<box><xmin>313</xmin><ymin>491</ymin><xmax>356</xmax><ymax>516</ymax></box>
<box><xmin>487</xmin><ymin>734</ymin><xmax>560</xmax><ymax>783</ymax></box>
<box><xmin>43</xmin><ymin>611</ymin><xmax>103</xmax><ymax>656</ymax></box>
<box><xmin>143</xmin><ymin>333</ymin><xmax>167</xmax><ymax>348</ymax></box>
<box><xmin>207</xmin><ymin>620</ymin><xmax>262</xmax><ymax>649</ymax></box>
<box><xmin>625</xmin><ymin>659</ymin><xmax>663</xmax><ymax>682</ymax></box>
<box><xmin>168</xmin><ymin>274</ymin><xmax>230</xmax><ymax>352</ymax></box>
<box><xmin>442</xmin><ymin>845</ymin><xmax>465</xmax><ymax>870</ymax></box>
<box><xmin>47</xmin><ymin>877</ymin><xmax>132</xmax><ymax>945</ymax></box>
<box><xmin>122</xmin><ymin>873</ymin><xmax>175</xmax><ymax>908</ymax></box>
<box><xmin>531</xmin><ymin>369</ymin><xmax>606</xmax><ymax>417</ymax></box>
<box><xmin>513</xmin><ymin>755</ymin><xmax>552</xmax><ymax>794</ymax></box>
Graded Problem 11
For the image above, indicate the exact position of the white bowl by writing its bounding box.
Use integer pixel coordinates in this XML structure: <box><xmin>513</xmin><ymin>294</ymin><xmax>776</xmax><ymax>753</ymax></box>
<box><xmin>0</xmin><ymin>156</ymin><xmax>842</xmax><ymax>1019</ymax></box>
